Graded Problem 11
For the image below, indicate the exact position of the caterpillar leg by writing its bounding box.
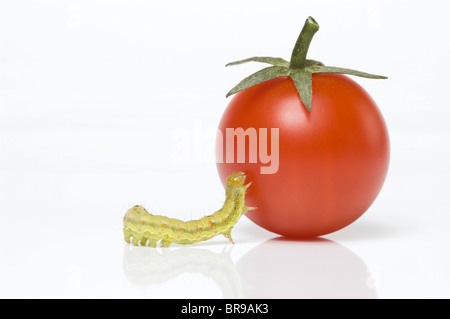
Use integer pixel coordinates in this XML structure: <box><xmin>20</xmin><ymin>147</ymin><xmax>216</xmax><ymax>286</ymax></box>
<box><xmin>223</xmin><ymin>232</ymin><xmax>235</xmax><ymax>244</ymax></box>
<box><xmin>124</xmin><ymin>231</ymin><xmax>132</xmax><ymax>244</ymax></box>
<box><xmin>160</xmin><ymin>240</ymin><xmax>172</xmax><ymax>248</ymax></box>
<box><xmin>131</xmin><ymin>236</ymin><xmax>141</xmax><ymax>246</ymax></box>
<box><xmin>140</xmin><ymin>237</ymin><xmax>149</xmax><ymax>247</ymax></box>
<box><xmin>148</xmin><ymin>238</ymin><xmax>158</xmax><ymax>248</ymax></box>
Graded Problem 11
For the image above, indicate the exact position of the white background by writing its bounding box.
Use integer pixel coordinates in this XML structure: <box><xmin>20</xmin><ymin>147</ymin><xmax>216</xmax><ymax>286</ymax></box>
<box><xmin>1</xmin><ymin>0</ymin><xmax>449</xmax><ymax>299</ymax></box>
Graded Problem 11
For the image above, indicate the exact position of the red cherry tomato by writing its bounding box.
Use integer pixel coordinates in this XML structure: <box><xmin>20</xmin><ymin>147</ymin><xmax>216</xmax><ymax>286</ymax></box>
<box><xmin>216</xmin><ymin>74</ymin><xmax>389</xmax><ymax>237</ymax></box>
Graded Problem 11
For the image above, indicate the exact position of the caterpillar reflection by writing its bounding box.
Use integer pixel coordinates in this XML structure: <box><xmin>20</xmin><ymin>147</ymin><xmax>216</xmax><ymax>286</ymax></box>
<box><xmin>123</xmin><ymin>172</ymin><xmax>254</xmax><ymax>247</ymax></box>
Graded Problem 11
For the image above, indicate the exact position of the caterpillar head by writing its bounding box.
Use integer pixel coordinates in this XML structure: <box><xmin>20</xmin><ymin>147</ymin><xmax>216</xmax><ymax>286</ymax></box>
<box><xmin>226</xmin><ymin>172</ymin><xmax>247</xmax><ymax>188</ymax></box>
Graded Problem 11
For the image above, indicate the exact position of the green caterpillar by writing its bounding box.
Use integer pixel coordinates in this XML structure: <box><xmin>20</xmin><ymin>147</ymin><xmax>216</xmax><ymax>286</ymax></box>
<box><xmin>123</xmin><ymin>172</ymin><xmax>253</xmax><ymax>247</ymax></box>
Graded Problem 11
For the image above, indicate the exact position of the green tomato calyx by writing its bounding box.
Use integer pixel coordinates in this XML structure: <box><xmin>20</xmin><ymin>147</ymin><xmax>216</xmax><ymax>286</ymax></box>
<box><xmin>225</xmin><ymin>16</ymin><xmax>387</xmax><ymax>112</ymax></box>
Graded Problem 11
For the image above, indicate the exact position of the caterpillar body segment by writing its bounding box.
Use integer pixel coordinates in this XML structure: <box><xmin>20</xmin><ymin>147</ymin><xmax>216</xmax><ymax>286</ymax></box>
<box><xmin>123</xmin><ymin>172</ymin><xmax>253</xmax><ymax>247</ymax></box>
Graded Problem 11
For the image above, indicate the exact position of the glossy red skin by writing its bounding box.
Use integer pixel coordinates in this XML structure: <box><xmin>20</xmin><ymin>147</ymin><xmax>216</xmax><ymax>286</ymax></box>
<box><xmin>216</xmin><ymin>74</ymin><xmax>389</xmax><ymax>238</ymax></box>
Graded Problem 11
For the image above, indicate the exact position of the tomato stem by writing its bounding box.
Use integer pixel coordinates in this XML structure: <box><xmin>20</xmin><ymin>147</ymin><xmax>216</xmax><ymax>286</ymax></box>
<box><xmin>289</xmin><ymin>16</ymin><xmax>320</xmax><ymax>70</ymax></box>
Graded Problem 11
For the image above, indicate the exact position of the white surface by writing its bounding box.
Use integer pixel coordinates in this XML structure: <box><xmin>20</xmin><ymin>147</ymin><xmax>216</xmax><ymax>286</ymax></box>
<box><xmin>1</xmin><ymin>0</ymin><xmax>449</xmax><ymax>299</ymax></box>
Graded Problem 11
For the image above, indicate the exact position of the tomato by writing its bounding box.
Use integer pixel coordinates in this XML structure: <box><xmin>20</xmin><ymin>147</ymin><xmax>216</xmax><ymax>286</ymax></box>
<box><xmin>215</xmin><ymin>16</ymin><xmax>389</xmax><ymax>237</ymax></box>
<box><xmin>216</xmin><ymin>73</ymin><xmax>389</xmax><ymax>238</ymax></box>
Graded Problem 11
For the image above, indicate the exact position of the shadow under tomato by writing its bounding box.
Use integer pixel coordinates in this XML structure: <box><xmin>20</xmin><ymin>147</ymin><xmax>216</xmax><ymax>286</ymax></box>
<box><xmin>236</xmin><ymin>237</ymin><xmax>377</xmax><ymax>298</ymax></box>
<box><xmin>325</xmin><ymin>217</ymin><xmax>404</xmax><ymax>242</ymax></box>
